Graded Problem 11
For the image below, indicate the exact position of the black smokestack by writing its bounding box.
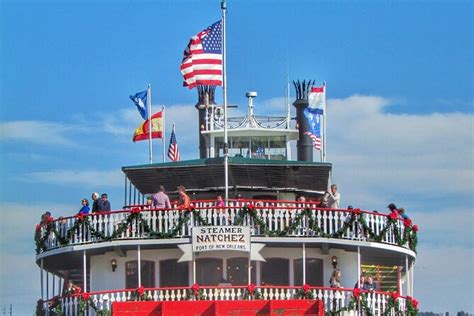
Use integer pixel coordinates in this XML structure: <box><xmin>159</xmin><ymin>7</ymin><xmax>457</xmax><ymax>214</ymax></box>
<box><xmin>293</xmin><ymin>79</ymin><xmax>315</xmax><ymax>162</ymax></box>
<box><xmin>195</xmin><ymin>86</ymin><xmax>216</xmax><ymax>159</ymax></box>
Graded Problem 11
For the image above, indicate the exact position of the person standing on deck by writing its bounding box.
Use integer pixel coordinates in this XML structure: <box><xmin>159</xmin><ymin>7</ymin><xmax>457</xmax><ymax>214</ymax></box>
<box><xmin>177</xmin><ymin>185</ymin><xmax>191</xmax><ymax>209</ymax></box>
<box><xmin>326</xmin><ymin>184</ymin><xmax>340</xmax><ymax>209</ymax></box>
<box><xmin>91</xmin><ymin>192</ymin><xmax>99</xmax><ymax>213</ymax></box>
<box><xmin>97</xmin><ymin>193</ymin><xmax>111</xmax><ymax>212</ymax></box>
<box><xmin>153</xmin><ymin>185</ymin><xmax>171</xmax><ymax>209</ymax></box>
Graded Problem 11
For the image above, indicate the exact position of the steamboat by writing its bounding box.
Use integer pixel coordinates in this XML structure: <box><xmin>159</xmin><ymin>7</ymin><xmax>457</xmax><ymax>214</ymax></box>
<box><xmin>35</xmin><ymin>83</ymin><xmax>419</xmax><ymax>315</ymax></box>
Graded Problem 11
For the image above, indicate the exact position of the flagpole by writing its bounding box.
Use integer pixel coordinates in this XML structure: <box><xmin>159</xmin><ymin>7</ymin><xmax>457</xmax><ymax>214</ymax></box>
<box><xmin>323</xmin><ymin>81</ymin><xmax>327</xmax><ymax>163</ymax></box>
<box><xmin>147</xmin><ymin>84</ymin><xmax>153</xmax><ymax>164</ymax></box>
<box><xmin>221</xmin><ymin>0</ymin><xmax>229</xmax><ymax>203</ymax></box>
<box><xmin>162</xmin><ymin>105</ymin><xmax>166</xmax><ymax>162</ymax></box>
<box><xmin>286</xmin><ymin>78</ymin><xmax>291</xmax><ymax>129</ymax></box>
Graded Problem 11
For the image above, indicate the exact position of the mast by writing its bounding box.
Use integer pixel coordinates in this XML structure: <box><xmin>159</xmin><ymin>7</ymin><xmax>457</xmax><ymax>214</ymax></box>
<box><xmin>147</xmin><ymin>84</ymin><xmax>153</xmax><ymax>164</ymax></box>
<box><xmin>323</xmin><ymin>81</ymin><xmax>327</xmax><ymax>162</ymax></box>
<box><xmin>162</xmin><ymin>105</ymin><xmax>166</xmax><ymax>162</ymax></box>
<box><xmin>221</xmin><ymin>0</ymin><xmax>229</xmax><ymax>202</ymax></box>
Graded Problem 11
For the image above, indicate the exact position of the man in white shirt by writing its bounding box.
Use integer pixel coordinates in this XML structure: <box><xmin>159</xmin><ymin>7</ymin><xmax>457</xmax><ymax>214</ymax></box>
<box><xmin>326</xmin><ymin>184</ymin><xmax>340</xmax><ymax>209</ymax></box>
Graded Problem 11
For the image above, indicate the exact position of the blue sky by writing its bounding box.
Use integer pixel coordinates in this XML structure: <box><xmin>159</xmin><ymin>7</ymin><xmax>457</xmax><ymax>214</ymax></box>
<box><xmin>0</xmin><ymin>0</ymin><xmax>472</xmax><ymax>314</ymax></box>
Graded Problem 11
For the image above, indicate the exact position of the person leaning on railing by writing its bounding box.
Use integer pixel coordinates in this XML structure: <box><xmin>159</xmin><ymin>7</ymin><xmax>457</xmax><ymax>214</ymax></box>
<box><xmin>97</xmin><ymin>193</ymin><xmax>111</xmax><ymax>212</ymax></box>
<box><xmin>362</xmin><ymin>275</ymin><xmax>377</xmax><ymax>291</ymax></box>
<box><xmin>153</xmin><ymin>185</ymin><xmax>171</xmax><ymax>209</ymax></box>
<box><xmin>177</xmin><ymin>185</ymin><xmax>191</xmax><ymax>209</ymax></box>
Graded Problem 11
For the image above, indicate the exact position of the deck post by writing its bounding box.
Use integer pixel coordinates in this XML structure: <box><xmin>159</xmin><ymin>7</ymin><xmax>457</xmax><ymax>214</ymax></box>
<box><xmin>52</xmin><ymin>273</ymin><xmax>55</xmax><ymax>296</ymax></box>
<box><xmin>124</xmin><ymin>175</ymin><xmax>128</xmax><ymax>207</ymax></box>
<box><xmin>302</xmin><ymin>243</ymin><xmax>306</xmax><ymax>284</ymax></box>
<box><xmin>357</xmin><ymin>247</ymin><xmax>361</xmax><ymax>288</ymax></box>
<box><xmin>248</xmin><ymin>251</ymin><xmax>251</xmax><ymax>285</ymax></box>
<box><xmin>58</xmin><ymin>275</ymin><xmax>61</xmax><ymax>296</ymax></box>
<box><xmin>138</xmin><ymin>245</ymin><xmax>142</xmax><ymax>287</ymax></box>
<box><xmin>405</xmin><ymin>254</ymin><xmax>410</xmax><ymax>296</ymax></box>
<box><xmin>83</xmin><ymin>250</ymin><xmax>87</xmax><ymax>292</ymax></box>
<box><xmin>46</xmin><ymin>271</ymin><xmax>49</xmax><ymax>300</ymax></box>
<box><xmin>411</xmin><ymin>261</ymin><xmax>415</xmax><ymax>296</ymax></box>
<box><xmin>40</xmin><ymin>259</ymin><xmax>44</xmax><ymax>300</ymax></box>
<box><xmin>192</xmin><ymin>250</ymin><xmax>196</xmax><ymax>285</ymax></box>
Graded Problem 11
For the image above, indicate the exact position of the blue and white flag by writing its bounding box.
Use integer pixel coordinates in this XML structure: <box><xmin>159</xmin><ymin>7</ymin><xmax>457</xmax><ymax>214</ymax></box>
<box><xmin>304</xmin><ymin>107</ymin><xmax>323</xmax><ymax>150</ymax></box>
<box><xmin>129</xmin><ymin>90</ymin><xmax>148</xmax><ymax>120</ymax></box>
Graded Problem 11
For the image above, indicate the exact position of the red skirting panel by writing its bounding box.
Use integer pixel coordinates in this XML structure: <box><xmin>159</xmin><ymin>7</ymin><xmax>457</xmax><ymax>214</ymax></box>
<box><xmin>112</xmin><ymin>300</ymin><xmax>324</xmax><ymax>316</ymax></box>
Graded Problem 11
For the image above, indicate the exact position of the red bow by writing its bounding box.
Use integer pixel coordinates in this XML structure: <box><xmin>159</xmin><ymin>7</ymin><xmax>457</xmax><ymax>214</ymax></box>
<box><xmin>81</xmin><ymin>292</ymin><xmax>91</xmax><ymax>301</ymax></box>
<box><xmin>136</xmin><ymin>286</ymin><xmax>145</xmax><ymax>296</ymax></box>
<box><xmin>403</xmin><ymin>218</ymin><xmax>412</xmax><ymax>227</ymax></box>
<box><xmin>413</xmin><ymin>225</ymin><xmax>419</xmax><ymax>232</ymax></box>
<box><xmin>247</xmin><ymin>283</ymin><xmax>256</xmax><ymax>294</ymax></box>
<box><xmin>388</xmin><ymin>212</ymin><xmax>398</xmax><ymax>221</ymax></box>
<box><xmin>302</xmin><ymin>284</ymin><xmax>311</xmax><ymax>293</ymax></box>
<box><xmin>131</xmin><ymin>207</ymin><xmax>141</xmax><ymax>214</ymax></box>
<box><xmin>390</xmin><ymin>292</ymin><xmax>399</xmax><ymax>300</ymax></box>
<box><xmin>353</xmin><ymin>208</ymin><xmax>362</xmax><ymax>215</ymax></box>
<box><xmin>75</xmin><ymin>213</ymin><xmax>85</xmax><ymax>222</ymax></box>
<box><xmin>191</xmin><ymin>283</ymin><xmax>200</xmax><ymax>295</ymax></box>
<box><xmin>352</xmin><ymin>288</ymin><xmax>362</xmax><ymax>300</ymax></box>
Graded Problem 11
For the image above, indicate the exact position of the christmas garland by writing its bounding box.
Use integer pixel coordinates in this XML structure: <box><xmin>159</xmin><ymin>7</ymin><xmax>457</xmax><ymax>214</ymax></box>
<box><xmin>185</xmin><ymin>283</ymin><xmax>206</xmax><ymax>300</ymax></box>
<box><xmin>294</xmin><ymin>284</ymin><xmax>315</xmax><ymax>299</ymax></box>
<box><xmin>236</xmin><ymin>206</ymin><xmax>418</xmax><ymax>251</ymax></box>
<box><xmin>35</xmin><ymin>206</ymin><xmax>418</xmax><ymax>253</ymax></box>
<box><xmin>35</xmin><ymin>207</ymin><xmax>210</xmax><ymax>254</ymax></box>
<box><xmin>38</xmin><ymin>287</ymin><xmax>419</xmax><ymax>316</ymax></box>
<box><xmin>327</xmin><ymin>289</ymin><xmax>419</xmax><ymax>316</ymax></box>
<box><xmin>243</xmin><ymin>283</ymin><xmax>262</xmax><ymax>300</ymax></box>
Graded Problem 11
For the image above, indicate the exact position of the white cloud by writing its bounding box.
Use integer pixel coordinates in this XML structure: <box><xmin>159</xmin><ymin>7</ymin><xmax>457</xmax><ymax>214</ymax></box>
<box><xmin>0</xmin><ymin>121</ymin><xmax>75</xmax><ymax>145</ymax></box>
<box><xmin>0</xmin><ymin>202</ymin><xmax>75</xmax><ymax>314</ymax></box>
<box><xmin>415</xmin><ymin>245</ymin><xmax>474</xmax><ymax>313</ymax></box>
<box><xmin>25</xmin><ymin>169</ymin><xmax>124</xmax><ymax>188</ymax></box>
<box><xmin>326</xmin><ymin>95</ymin><xmax>474</xmax><ymax>204</ymax></box>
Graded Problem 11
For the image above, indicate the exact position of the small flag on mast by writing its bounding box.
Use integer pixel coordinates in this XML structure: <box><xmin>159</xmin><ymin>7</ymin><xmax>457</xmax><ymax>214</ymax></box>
<box><xmin>304</xmin><ymin>85</ymin><xmax>326</xmax><ymax>151</ymax></box>
<box><xmin>180</xmin><ymin>20</ymin><xmax>223</xmax><ymax>89</ymax></box>
<box><xmin>129</xmin><ymin>90</ymin><xmax>148</xmax><ymax>120</ymax></box>
<box><xmin>133</xmin><ymin>111</ymin><xmax>163</xmax><ymax>142</ymax></box>
<box><xmin>167</xmin><ymin>125</ymin><xmax>180</xmax><ymax>162</ymax></box>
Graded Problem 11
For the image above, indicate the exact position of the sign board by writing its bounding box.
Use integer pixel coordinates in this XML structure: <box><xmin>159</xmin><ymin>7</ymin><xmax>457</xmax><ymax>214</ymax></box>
<box><xmin>192</xmin><ymin>226</ymin><xmax>250</xmax><ymax>252</ymax></box>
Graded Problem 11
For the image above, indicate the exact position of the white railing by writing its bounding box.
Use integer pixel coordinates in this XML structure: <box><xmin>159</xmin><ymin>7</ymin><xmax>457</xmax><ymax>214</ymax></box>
<box><xmin>43</xmin><ymin>287</ymin><xmax>410</xmax><ymax>315</ymax></box>
<box><xmin>37</xmin><ymin>200</ymin><xmax>412</xmax><ymax>253</ymax></box>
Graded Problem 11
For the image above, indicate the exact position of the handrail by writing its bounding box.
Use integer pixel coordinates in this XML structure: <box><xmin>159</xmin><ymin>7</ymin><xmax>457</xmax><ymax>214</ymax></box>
<box><xmin>35</xmin><ymin>200</ymin><xmax>417</xmax><ymax>255</ymax></box>
<box><xmin>39</xmin><ymin>285</ymin><xmax>418</xmax><ymax>316</ymax></box>
<box><xmin>44</xmin><ymin>285</ymin><xmax>412</xmax><ymax>301</ymax></box>
<box><xmin>49</xmin><ymin>200</ymin><xmax>399</xmax><ymax>223</ymax></box>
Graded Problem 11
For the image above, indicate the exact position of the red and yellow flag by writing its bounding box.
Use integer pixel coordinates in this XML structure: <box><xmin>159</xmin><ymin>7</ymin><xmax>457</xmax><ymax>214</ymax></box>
<box><xmin>133</xmin><ymin>111</ymin><xmax>163</xmax><ymax>142</ymax></box>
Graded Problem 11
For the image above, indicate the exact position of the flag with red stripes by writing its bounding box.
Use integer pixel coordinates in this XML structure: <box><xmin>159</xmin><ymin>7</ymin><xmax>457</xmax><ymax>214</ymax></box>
<box><xmin>180</xmin><ymin>20</ymin><xmax>222</xmax><ymax>89</ymax></box>
<box><xmin>167</xmin><ymin>126</ymin><xmax>180</xmax><ymax>162</ymax></box>
<box><xmin>304</xmin><ymin>132</ymin><xmax>322</xmax><ymax>150</ymax></box>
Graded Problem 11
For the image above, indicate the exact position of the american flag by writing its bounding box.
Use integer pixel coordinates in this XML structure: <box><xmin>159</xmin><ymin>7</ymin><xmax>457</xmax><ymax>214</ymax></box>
<box><xmin>305</xmin><ymin>131</ymin><xmax>322</xmax><ymax>150</ymax></box>
<box><xmin>168</xmin><ymin>126</ymin><xmax>180</xmax><ymax>162</ymax></box>
<box><xmin>180</xmin><ymin>20</ymin><xmax>222</xmax><ymax>89</ymax></box>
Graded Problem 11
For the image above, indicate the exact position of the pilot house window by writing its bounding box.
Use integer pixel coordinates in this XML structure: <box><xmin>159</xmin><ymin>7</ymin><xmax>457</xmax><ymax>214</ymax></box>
<box><xmin>261</xmin><ymin>258</ymin><xmax>289</xmax><ymax>285</ymax></box>
<box><xmin>294</xmin><ymin>258</ymin><xmax>324</xmax><ymax>286</ymax></box>
<box><xmin>125</xmin><ymin>260</ymin><xmax>155</xmax><ymax>288</ymax></box>
<box><xmin>160</xmin><ymin>259</ymin><xmax>189</xmax><ymax>287</ymax></box>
